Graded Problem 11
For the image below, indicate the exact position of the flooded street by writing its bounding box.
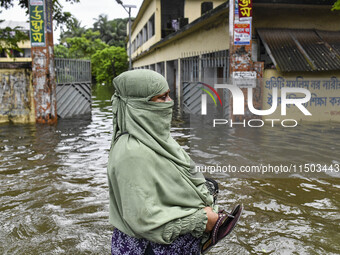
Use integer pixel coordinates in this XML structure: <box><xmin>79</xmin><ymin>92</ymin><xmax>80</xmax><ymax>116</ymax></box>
<box><xmin>0</xmin><ymin>86</ymin><xmax>339</xmax><ymax>254</ymax></box>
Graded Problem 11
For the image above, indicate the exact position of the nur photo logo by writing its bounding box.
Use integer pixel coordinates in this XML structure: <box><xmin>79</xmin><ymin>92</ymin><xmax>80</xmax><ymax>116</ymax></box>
<box><xmin>198</xmin><ymin>82</ymin><xmax>312</xmax><ymax>128</ymax></box>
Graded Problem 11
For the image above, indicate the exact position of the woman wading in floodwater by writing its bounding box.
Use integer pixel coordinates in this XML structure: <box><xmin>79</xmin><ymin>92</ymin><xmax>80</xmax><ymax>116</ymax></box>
<box><xmin>107</xmin><ymin>70</ymin><xmax>242</xmax><ymax>255</ymax></box>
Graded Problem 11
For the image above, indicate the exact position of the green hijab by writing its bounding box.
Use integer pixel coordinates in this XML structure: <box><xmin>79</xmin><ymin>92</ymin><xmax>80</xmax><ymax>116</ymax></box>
<box><xmin>107</xmin><ymin>69</ymin><xmax>213</xmax><ymax>244</ymax></box>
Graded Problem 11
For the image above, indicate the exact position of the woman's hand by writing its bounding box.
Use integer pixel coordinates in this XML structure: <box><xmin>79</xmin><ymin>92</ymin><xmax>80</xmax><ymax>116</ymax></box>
<box><xmin>204</xmin><ymin>207</ymin><xmax>219</xmax><ymax>232</ymax></box>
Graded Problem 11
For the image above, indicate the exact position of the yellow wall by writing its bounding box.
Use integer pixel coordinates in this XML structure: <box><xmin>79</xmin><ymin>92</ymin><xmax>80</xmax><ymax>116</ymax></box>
<box><xmin>18</xmin><ymin>40</ymin><xmax>31</xmax><ymax>48</ymax></box>
<box><xmin>0</xmin><ymin>57</ymin><xmax>31</xmax><ymax>62</ymax></box>
<box><xmin>0</xmin><ymin>40</ymin><xmax>32</xmax><ymax>62</ymax></box>
<box><xmin>133</xmin><ymin>16</ymin><xmax>229</xmax><ymax>67</ymax></box>
<box><xmin>185</xmin><ymin>0</ymin><xmax>226</xmax><ymax>23</ymax></box>
<box><xmin>262</xmin><ymin>69</ymin><xmax>340</xmax><ymax>122</ymax></box>
<box><xmin>0</xmin><ymin>69</ymin><xmax>35</xmax><ymax>123</ymax></box>
<box><xmin>131</xmin><ymin>0</ymin><xmax>226</xmax><ymax>58</ymax></box>
<box><xmin>0</xmin><ymin>40</ymin><xmax>30</xmax><ymax>48</ymax></box>
<box><xmin>254</xmin><ymin>5</ymin><xmax>340</xmax><ymax>31</ymax></box>
<box><xmin>131</xmin><ymin>0</ymin><xmax>161</xmax><ymax>58</ymax></box>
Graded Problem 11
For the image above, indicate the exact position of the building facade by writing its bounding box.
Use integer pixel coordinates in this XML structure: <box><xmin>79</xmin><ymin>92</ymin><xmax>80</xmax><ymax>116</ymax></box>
<box><xmin>128</xmin><ymin>0</ymin><xmax>340</xmax><ymax>122</ymax></box>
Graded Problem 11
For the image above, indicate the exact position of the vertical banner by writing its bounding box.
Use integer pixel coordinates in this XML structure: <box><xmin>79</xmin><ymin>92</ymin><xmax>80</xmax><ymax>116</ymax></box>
<box><xmin>238</xmin><ymin>0</ymin><xmax>252</xmax><ymax>21</ymax></box>
<box><xmin>235</xmin><ymin>0</ymin><xmax>239</xmax><ymax>16</ymax></box>
<box><xmin>29</xmin><ymin>0</ymin><xmax>45</xmax><ymax>46</ymax></box>
<box><xmin>45</xmin><ymin>0</ymin><xmax>53</xmax><ymax>32</ymax></box>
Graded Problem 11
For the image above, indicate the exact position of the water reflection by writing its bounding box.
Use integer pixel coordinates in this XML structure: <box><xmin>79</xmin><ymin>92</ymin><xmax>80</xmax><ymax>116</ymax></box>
<box><xmin>0</xmin><ymin>86</ymin><xmax>339</xmax><ymax>254</ymax></box>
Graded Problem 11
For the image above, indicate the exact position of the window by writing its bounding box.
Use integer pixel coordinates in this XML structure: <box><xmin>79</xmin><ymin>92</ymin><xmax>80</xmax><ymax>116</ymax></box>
<box><xmin>137</xmin><ymin>33</ymin><xmax>141</xmax><ymax>48</ymax></box>
<box><xmin>133</xmin><ymin>13</ymin><xmax>155</xmax><ymax>51</ymax></box>
<box><xmin>143</xmin><ymin>24</ymin><xmax>147</xmax><ymax>43</ymax></box>
<box><xmin>148</xmin><ymin>14</ymin><xmax>155</xmax><ymax>38</ymax></box>
<box><xmin>12</xmin><ymin>49</ymin><xmax>24</xmax><ymax>57</ymax></box>
<box><xmin>23</xmin><ymin>48</ymin><xmax>31</xmax><ymax>58</ymax></box>
<box><xmin>138</xmin><ymin>32</ymin><xmax>142</xmax><ymax>46</ymax></box>
<box><xmin>0</xmin><ymin>50</ymin><xmax>6</xmax><ymax>58</ymax></box>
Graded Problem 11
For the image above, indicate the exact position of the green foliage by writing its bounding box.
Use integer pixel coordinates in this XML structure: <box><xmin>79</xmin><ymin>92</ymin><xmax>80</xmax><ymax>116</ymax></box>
<box><xmin>59</xmin><ymin>14</ymin><xmax>130</xmax><ymax>84</ymax></box>
<box><xmin>91</xmin><ymin>46</ymin><xmax>128</xmax><ymax>85</ymax></box>
<box><xmin>61</xmin><ymin>15</ymin><xmax>129</xmax><ymax>48</ymax></box>
<box><xmin>0</xmin><ymin>17</ymin><xmax>29</xmax><ymax>57</ymax></box>
<box><xmin>59</xmin><ymin>18</ymin><xmax>87</xmax><ymax>43</ymax></box>
<box><xmin>332</xmin><ymin>0</ymin><xmax>340</xmax><ymax>10</ymax></box>
<box><xmin>54</xmin><ymin>44</ymin><xmax>69</xmax><ymax>58</ymax></box>
<box><xmin>55</xmin><ymin>16</ymin><xmax>129</xmax><ymax>85</ymax></box>
<box><xmin>66</xmin><ymin>30</ymin><xmax>107</xmax><ymax>59</ymax></box>
<box><xmin>93</xmin><ymin>15</ymin><xmax>128</xmax><ymax>47</ymax></box>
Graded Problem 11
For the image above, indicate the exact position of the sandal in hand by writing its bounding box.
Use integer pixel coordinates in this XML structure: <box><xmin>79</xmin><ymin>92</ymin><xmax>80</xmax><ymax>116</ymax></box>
<box><xmin>201</xmin><ymin>204</ymin><xmax>243</xmax><ymax>254</ymax></box>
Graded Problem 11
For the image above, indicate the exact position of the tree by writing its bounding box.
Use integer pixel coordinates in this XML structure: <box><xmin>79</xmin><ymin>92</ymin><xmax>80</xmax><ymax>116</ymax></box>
<box><xmin>332</xmin><ymin>0</ymin><xmax>340</xmax><ymax>10</ymax></box>
<box><xmin>59</xmin><ymin>18</ymin><xmax>86</xmax><ymax>43</ymax></box>
<box><xmin>55</xmin><ymin>15</ymin><xmax>129</xmax><ymax>84</ymax></box>
<box><xmin>0</xmin><ymin>12</ymin><xmax>29</xmax><ymax>56</ymax></box>
<box><xmin>54</xmin><ymin>44</ymin><xmax>69</xmax><ymax>58</ymax></box>
<box><xmin>91</xmin><ymin>46</ymin><xmax>128</xmax><ymax>85</ymax></box>
<box><xmin>93</xmin><ymin>14</ymin><xmax>113</xmax><ymax>45</ymax></box>
<box><xmin>65</xmin><ymin>30</ymin><xmax>107</xmax><ymax>58</ymax></box>
<box><xmin>108</xmin><ymin>18</ymin><xmax>128</xmax><ymax>47</ymax></box>
<box><xmin>93</xmin><ymin>15</ymin><xmax>128</xmax><ymax>47</ymax></box>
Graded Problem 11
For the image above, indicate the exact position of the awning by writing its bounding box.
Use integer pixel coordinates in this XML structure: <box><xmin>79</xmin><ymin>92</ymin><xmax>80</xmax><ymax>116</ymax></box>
<box><xmin>257</xmin><ymin>28</ymin><xmax>340</xmax><ymax>72</ymax></box>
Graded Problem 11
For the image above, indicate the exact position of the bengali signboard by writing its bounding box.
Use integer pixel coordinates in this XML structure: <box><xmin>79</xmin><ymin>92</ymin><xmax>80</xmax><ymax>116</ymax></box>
<box><xmin>233</xmin><ymin>71</ymin><xmax>257</xmax><ymax>88</ymax></box>
<box><xmin>29</xmin><ymin>0</ymin><xmax>45</xmax><ymax>47</ymax></box>
<box><xmin>263</xmin><ymin>69</ymin><xmax>340</xmax><ymax>121</ymax></box>
<box><xmin>238</xmin><ymin>0</ymin><xmax>252</xmax><ymax>21</ymax></box>
<box><xmin>234</xmin><ymin>21</ymin><xmax>251</xmax><ymax>45</ymax></box>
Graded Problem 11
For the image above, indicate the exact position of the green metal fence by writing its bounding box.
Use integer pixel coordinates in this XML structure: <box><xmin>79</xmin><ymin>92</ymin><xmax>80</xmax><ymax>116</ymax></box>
<box><xmin>55</xmin><ymin>58</ymin><xmax>91</xmax><ymax>84</ymax></box>
<box><xmin>54</xmin><ymin>58</ymin><xmax>92</xmax><ymax>118</ymax></box>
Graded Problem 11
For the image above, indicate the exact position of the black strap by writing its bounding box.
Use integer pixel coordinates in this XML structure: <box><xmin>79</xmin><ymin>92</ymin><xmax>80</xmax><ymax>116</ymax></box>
<box><xmin>144</xmin><ymin>244</ymin><xmax>155</xmax><ymax>255</ymax></box>
<box><xmin>114</xmin><ymin>131</ymin><xmax>129</xmax><ymax>143</ymax></box>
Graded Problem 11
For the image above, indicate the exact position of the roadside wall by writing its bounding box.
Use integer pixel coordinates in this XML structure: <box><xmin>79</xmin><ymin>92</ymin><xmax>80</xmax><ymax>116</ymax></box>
<box><xmin>0</xmin><ymin>68</ymin><xmax>35</xmax><ymax>123</ymax></box>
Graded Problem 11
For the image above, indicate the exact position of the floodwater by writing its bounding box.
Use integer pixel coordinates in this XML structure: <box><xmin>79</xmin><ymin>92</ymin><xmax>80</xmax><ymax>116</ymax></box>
<box><xmin>0</xmin><ymin>85</ymin><xmax>339</xmax><ymax>255</ymax></box>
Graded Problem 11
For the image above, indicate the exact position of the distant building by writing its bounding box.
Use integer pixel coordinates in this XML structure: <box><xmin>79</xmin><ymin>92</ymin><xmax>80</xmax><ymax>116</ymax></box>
<box><xmin>0</xmin><ymin>21</ymin><xmax>31</xmax><ymax>62</ymax></box>
<box><xmin>129</xmin><ymin>0</ymin><xmax>227</xmax><ymax>100</ymax></box>
<box><xmin>129</xmin><ymin>0</ymin><xmax>340</xmax><ymax>121</ymax></box>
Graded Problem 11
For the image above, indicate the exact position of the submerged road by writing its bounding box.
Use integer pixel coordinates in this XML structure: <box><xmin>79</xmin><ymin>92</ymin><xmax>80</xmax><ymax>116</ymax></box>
<box><xmin>0</xmin><ymin>87</ymin><xmax>339</xmax><ymax>254</ymax></box>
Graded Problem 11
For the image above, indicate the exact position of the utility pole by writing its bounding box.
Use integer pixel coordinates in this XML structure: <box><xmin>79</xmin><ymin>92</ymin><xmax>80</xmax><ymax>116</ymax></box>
<box><xmin>229</xmin><ymin>0</ymin><xmax>261</xmax><ymax>121</ymax></box>
<box><xmin>29</xmin><ymin>0</ymin><xmax>57</xmax><ymax>124</ymax></box>
<box><xmin>116</xmin><ymin>0</ymin><xmax>136</xmax><ymax>70</ymax></box>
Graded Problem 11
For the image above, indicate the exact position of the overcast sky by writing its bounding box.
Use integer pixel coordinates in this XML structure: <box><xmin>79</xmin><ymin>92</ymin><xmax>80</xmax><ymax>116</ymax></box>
<box><xmin>1</xmin><ymin>0</ymin><xmax>144</xmax><ymax>43</ymax></box>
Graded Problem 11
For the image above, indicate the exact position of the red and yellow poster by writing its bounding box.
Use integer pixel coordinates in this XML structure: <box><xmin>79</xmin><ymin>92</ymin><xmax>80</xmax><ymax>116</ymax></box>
<box><xmin>234</xmin><ymin>21</ymin><xmax>251</xmax><ymax>45</ymax></box>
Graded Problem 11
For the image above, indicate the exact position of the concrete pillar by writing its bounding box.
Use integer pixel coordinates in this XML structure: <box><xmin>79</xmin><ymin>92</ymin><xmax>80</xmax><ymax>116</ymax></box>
<box><xmin>164</xmin><ymin>61</ymin><xmax>167</xmax><ymax>80</ymax></box>
<box><xmin>166</xmin><ymin>60</ymin><xmax>177</xmax><ymax>100</ymax></box>
<box><xmin>30</xmin><ymin>0</ymin><xmax>57</xmax><ymax>124</ymax></box>
<box><xmin>177</xmin><ymin>59</ymin><xmax>181</xmax><ymax>106</ymax></box>
<box><xmin>198</xmin><ymin>54</ymin><xmax>202</xmax><ymax>82</ymax></box>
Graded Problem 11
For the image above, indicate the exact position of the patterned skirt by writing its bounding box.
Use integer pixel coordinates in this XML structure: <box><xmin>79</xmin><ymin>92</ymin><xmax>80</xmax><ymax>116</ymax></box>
<box><xmin>111</xmin><ymin>228</ymin><xmax>201</xmax><ymax>255</ymax></box>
